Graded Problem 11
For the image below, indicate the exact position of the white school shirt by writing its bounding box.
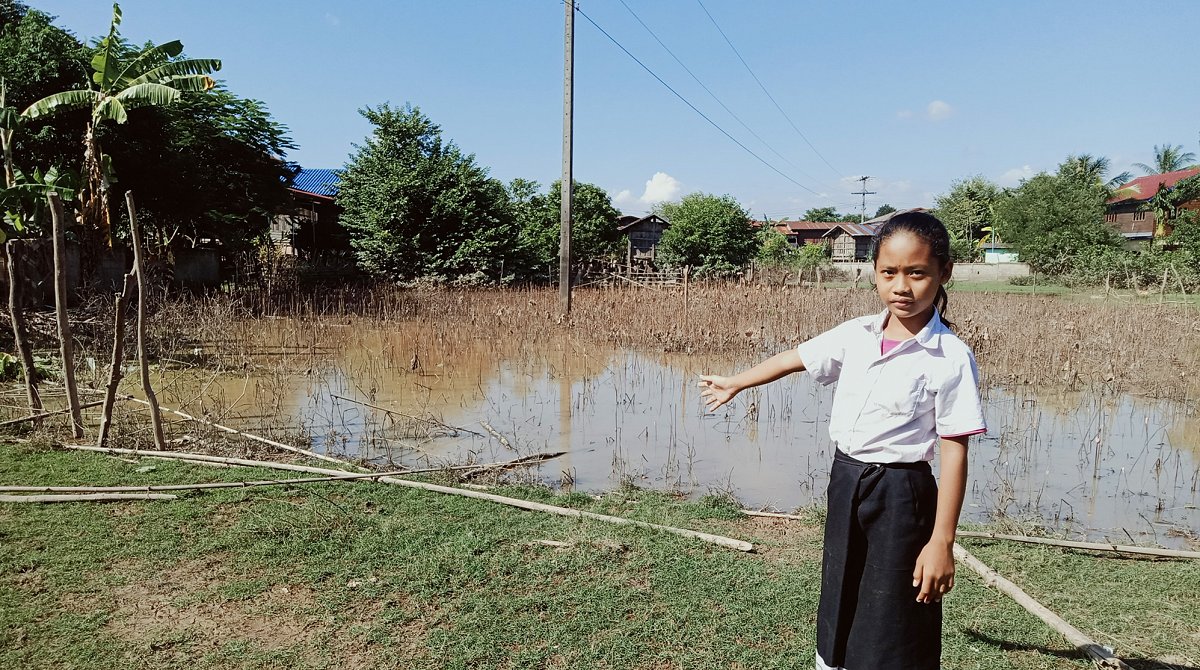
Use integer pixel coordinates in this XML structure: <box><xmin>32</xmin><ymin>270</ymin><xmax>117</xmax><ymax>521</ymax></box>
<box><xmin>795</xmin><ymin>309</ymin><xmax>986</xmax><ymax>464</ymax></box>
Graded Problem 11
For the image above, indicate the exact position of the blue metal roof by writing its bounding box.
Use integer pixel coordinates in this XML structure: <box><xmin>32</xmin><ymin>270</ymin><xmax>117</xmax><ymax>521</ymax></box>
<box><xmin>288</xmin><ymin>168</ymin><xmax>341</xmax><ymax>197</ymax></box>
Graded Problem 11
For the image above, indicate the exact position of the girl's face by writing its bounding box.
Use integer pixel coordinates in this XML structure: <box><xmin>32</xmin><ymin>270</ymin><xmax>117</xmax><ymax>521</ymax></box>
<box><xmin>873</xmin><ymin>232</ymin><xmax>951</xmax><ymax>325</ymax></box>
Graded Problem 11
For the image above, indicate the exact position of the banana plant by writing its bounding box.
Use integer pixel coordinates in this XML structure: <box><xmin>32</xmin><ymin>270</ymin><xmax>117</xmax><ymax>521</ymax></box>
<box><xmin>0</xmin><ymin>165</ymin><xmax>80</xmax><ymax>242</ymax></box>
<box><xmin>18</xmin><ymin>2</ymin><xmax>220</xmax><ymax>252</ymax></box>
<box><xmin>1147</xmin><ymin>174</ymin><xmax>1200</xmax><ymax>240</ymax></box>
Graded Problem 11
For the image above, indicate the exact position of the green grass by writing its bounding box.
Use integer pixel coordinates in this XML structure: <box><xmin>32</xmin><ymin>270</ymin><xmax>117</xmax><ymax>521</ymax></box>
<box><xmin>1</xmin><ymin>443</ymin><xmax>1196</xmax><ymax>669</ymax></box>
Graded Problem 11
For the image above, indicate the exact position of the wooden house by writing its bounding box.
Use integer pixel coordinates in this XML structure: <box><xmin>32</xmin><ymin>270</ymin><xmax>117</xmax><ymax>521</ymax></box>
<box><xmin>769</xmin><ymin>220</ymin><xmax>838</xmax><ymax>246</ymax></box>
<box><xmin>617</xmin><ymin>214</ymin><xmax>670</xmax><ymax>264</ymax></box>
<box><xmin>823</xmin><ymin>223</ymin><xmax>880</xmax><ymax>261</ymax></box>
<box><xmin>272</xmin><ymin>168</ymin><xmax>349</xmax><ymax>255</ymax></box>
<box><xmin>1107</xmin><ymin>167</ymin><xmax>1200</xmax><ymax>248</ymax></box>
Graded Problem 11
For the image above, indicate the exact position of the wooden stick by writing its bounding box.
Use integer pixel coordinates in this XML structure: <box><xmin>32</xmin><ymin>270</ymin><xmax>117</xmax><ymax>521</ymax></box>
<box><xmin>97</xmin><ymin>271</ymin><xmax>135</xmax><ymax>447</ymax></box>
<box><xmin>60</xmin><ymin>444</ymin><xmax>563</xmax><ymax>479</ymax></box>
<box><xmin>5</xmin><ymin>240</ymin><xmax>43</xmax><ymax>423</ymax></box>
<box><xmin>328</xmin><ymin>393</ymin><xmax>483</xmax><ymax>436</ymax></box>
<box><xmin>125</xmin><ymin>192</ymin><xmax>166</xmax><ymax>450</ymax></box>
<box><xmin>953</xmin><ymin>543</ymin><xmax>1131</xmax><ymax>669</ymax></box>
<box><xmin>0</xmin><ymin>399</ymin><xmax>106</xmax><ymax>428</ymax></box>
<box><xmin>0</xmin><ymin>468</ymin><xmax>434</xmax><ymax>493</ymax></box>
<box><xmin>48</xmin><ymin>193</ymin><xmax>83</xmax><ymax>438</ymax></box>
<box><xmin>480</xmin><ymin>421</ymin><xmax>515</xmax><ymax>450</ymax></box>
<box><xmin>956</xmin><ymin>531</ymin><xmax>1200</xmax><ymax>560</ymax></box>
<box><xmin>59</xmin><ymin>444</ymin><xmax>750</xmax><ymax>551</ymax></box>
<box><xmin>118</xmin><ymin>394</ymin><xmax>358</xmax><ymax>467</ymax></box>
<box><xmin>741</xmin><ymin>509</ymin><xmax>804</xmax><ymax>520</ymax></box>
<box><xmin>743</xmin><ymin>515</ymin><xmax>1199</xmax><ymax>561</ymax></box>
<box><xmin>0</xmin><ymin>493</ymin><xmax>177</xmax><ymax>503</ymax></box>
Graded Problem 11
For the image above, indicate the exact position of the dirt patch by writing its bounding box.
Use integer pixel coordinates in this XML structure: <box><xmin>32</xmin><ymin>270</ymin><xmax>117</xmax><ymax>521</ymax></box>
<box><xmin>724</xmin><ymin>516</ymin><xmax>823</xmax><ymax>562</ymax></box>
<box><xmin>51</xmin><ymin>556</ymin><xmax>443</xmax><ymax>666</ymax></box>
<box><xmin>99</xmin><ymin>555</ymin><xmax>315</xmax><ymax>653</ymax></box>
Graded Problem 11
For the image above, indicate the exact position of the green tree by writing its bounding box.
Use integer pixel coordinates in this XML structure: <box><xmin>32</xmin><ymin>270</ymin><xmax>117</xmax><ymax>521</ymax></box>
<box><xmin>20</xmin><ymin>2</ymin><xmax>221</xmax><ymax>252</ymax></box>
<box><xmin>657</xmin><ymin>192</ymin><xmax>755</xmax><ymax>277</ymax></box>
<box><xmin>1060</xmin><ymin>154</ymin><xmax>1132</xmax><ymax>192</ymax></box>
<box><xmin>756</xmin><ymin>224</ymin><xmax>795</xmax><ymax>266</ymax></box>
<box><xmin>0</xmin><ymin>1</ymin><xmax>89</xmax><ymax>181</ymax></box>
<box><xmin>1133</xmin><ymin>144</ymin><xmax>1198</xmax><ymax>175</ymax></box>
<box><xmin>874</xmin><ymin>204</ymin><xmax>897</xmax><ymax>218</ymax></box>
<box><xmin>934</xmin><ymin>175</ymin><xmax>1003</xmax><ymax>262</ymax></box>
<box><xmin>103</xmin><ymin>85</ymin><xmax>296</xmax><ymax>252</ymax></box>
<box><xmin>993</xmin><ymin>169</ymin><xmax>1119</xmax><ymax>274</ymax></box>
<box><xmin>511</xmin><ymin>179</ymin><xmax>620</xmax><ymax>276</ymax></box>
<box><xmin>337</xmin><ymin>103</ymin><xmax>517</xmax><ymax>282</ymax></box>
<box><xmin>802</xmin><ymin>206</ymin><xmax>838</xmax><ymax>221</ymax></box>
<box><xmin>1146</xmin><ymin>173</ymin><xmax>1200</xmax><ymax>240</ymax></box>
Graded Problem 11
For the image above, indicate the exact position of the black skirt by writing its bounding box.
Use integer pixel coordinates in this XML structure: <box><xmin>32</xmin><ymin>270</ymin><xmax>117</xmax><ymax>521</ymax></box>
<box><xmin>816</xmin><ymin>449</ymin><xmax>941</xmax><ymax>670</ymax></box>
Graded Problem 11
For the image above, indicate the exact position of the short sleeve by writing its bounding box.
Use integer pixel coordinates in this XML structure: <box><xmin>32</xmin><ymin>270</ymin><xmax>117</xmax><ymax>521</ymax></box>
<box><xmin>796</xmin><ymin>322</ymin><xmax>851</xmax><ymax>386</ymax></box>
<box><xmin>934</xmin><ymin>351</ymin><xmax>987</xmax><ymax>438</ymax></box>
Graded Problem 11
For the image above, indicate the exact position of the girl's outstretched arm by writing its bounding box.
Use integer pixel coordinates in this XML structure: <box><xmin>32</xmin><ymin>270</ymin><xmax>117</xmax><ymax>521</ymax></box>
<box><xmin>913</xmin><ymin>435</ymin><xmax>969</xmax><ymax>603</ymax></box>
<box><xmin>698</xmin><ymin>350</ymin><xmax>807</xmax><ymax>412</ymax></box>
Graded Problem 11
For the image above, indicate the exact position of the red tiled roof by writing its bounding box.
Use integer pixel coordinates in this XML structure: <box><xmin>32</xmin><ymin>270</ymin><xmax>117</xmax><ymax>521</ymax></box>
<box><xmin>1109</xmin><ymin>167</ymin><xmax>1200</xmax><ymax>203</ymax></box>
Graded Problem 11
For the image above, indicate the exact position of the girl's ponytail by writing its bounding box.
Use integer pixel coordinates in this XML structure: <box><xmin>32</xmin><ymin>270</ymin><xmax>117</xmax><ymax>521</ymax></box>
<box><xmin>935</xmin><ymin>285</ymin><xmax>954</xmax><ymax>330</ymax></box>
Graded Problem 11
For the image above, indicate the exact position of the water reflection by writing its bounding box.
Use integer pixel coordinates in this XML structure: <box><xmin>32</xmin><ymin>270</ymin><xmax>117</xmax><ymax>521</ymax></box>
<box><xmin>152</xmin><ymin>319</ymin><xmax>1198</xmax><ymax>547</ymax></box>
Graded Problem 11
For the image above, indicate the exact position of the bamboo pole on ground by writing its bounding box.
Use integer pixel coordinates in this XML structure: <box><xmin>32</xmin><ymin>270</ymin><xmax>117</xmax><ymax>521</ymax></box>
<box><xmin>48</xmin><ymin>193</ymin><xmax>83</xmax><ymax>437</ymax></box>
<box><xmin>60</xmin><ymin>444</ymin><xmax>752</xmax><ymax>552</ymax></box>
<box><xmin>125</xmin><ymin>192</ymin><xmax>166</xmax><ymax>450</ymax></box>
<box><xmin>0</xmin><ymin>451</ymin><xmax>566</xmax><ymax>493</ymax></box>
<box><xmin>955</xmin><ymin>531</ymin><xmax>1200</xmax><ymax>560</ymax></box>
<box><xmin>742</xmin><ymin>513</ymin><xmax>1200</xmax><ymax>560</ymax></box>
<box><xmin>119</xmin><ymin>394</ymin><xmax>362</xmax><ymax>467</ymax></box>
<box><xmin>97</xmin><ymin>272</ymin><xmax>136</xmax><ymax>447</ymax></box>
<box><xmin>0</xmin><ymin>493</ymin><xmax>176</xmax><ymax>503</ymax></box>
<box><xmin>4</xmin><ymin>240</ymin><xmax>43</xmax><ymax>423</ymax></box>
<box><xmin>0</xmin><ymin>400</ymin><xmax>105</xmax><ymax>428</ymax></box>
<box><xmin>953</xmin><ymin>543</ymin><xmax>1131</xmax><ymax>669</ymax></box>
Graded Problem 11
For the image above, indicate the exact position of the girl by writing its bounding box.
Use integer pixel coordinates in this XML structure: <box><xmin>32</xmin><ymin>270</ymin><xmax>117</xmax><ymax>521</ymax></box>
<box><xmin>699</xmin><ymin>211</ymin><xmax>985</xmax><ymax>670</ymax></box>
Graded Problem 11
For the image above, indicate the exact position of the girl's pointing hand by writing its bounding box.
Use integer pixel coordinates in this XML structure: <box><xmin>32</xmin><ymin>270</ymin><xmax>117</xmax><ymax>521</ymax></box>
<box><xmin>698</xmin><ymin>375</ymin><xmax>738</xmax><ymax>412</ymax></box>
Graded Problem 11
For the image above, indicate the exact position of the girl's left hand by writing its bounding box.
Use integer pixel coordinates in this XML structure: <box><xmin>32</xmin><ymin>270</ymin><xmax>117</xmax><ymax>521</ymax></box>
<box><xmin>912</xmin><ymin>541</ymin><xmax>955</xmax><ymax>603</ymax></box>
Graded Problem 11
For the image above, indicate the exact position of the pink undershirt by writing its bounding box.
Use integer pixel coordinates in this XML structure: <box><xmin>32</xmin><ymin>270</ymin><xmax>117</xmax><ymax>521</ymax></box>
<box><xmin>880</xmin><ymin>337</ymin><xmax>904</xmax><ymax>356</ymax></box>
<box><xmin>880</xmin><ymin>336</ymin><xmax>987</xmax><ymax>439</ymax></box>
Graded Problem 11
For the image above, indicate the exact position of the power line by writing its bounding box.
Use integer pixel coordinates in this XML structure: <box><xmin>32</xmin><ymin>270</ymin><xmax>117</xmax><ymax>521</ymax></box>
<box><xmin>572</xmin><ymin>4</ymin><xmax>821</xmax><ymax>196</ymax></box>
<box><xmin>614</xmin><ymin>0</ymin><xmax>823</xmax><ymax>188</ymax></box>
<box><xmin>695</xmin><ymin>0</ymin><xmax>843</xmax><ymax>178</ymax></box>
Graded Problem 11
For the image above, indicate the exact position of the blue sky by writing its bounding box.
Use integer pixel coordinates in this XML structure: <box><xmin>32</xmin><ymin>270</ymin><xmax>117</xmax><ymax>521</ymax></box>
<box><xmin>32</xmin><ymin>1</ymin><xmax>1200</xmax><ymax>219</ymax></box>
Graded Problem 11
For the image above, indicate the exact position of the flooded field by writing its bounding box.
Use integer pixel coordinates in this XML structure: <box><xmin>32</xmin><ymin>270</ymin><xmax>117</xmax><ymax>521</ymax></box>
<box><xmin>124</xmin><ymin>313</ymin><xmax>1199</xmax><ymax>548</ymax></box>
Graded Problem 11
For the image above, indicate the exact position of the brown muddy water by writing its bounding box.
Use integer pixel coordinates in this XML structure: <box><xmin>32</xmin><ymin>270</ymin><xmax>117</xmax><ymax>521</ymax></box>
<box><xmin>98</xmin><ymin>318</ymin><xmax>1200</xmax><ymax>548</ymax></box>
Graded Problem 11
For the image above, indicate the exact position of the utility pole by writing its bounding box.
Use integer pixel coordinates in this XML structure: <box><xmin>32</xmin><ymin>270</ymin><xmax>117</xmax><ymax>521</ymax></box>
<box><xmin>852</xmin><ymin>176</ymin><xmax>876</xmax><ymax>223</ymax></box>
<box><xmin>559</xmin><ymin>0</ymin><xmax>575</xmax><ymax>315</ymax></box>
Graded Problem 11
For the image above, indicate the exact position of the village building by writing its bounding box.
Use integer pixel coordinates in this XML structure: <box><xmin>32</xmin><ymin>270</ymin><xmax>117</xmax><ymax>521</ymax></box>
<box><xmin>769</xmin><ymin>220</ymin><xmax>839</xmax><ymax>246</ymax></box>
<box><xmin>1107</xmin><ymin>167</ymin><xmax>1200</xmax><ymax>248</ymax></box>
<box><xmin>272</xmin><ymin>168</ymin><xmax>347</xmax><ymax>255</ymax></box>
<box><xmin>822</xmin><ymin>223</ymin><xmax>880</xmax><ymax>261</ymax></box>
<box><xmin>617</xmin><ymin>214</ymin><xmax>670</xmax><ymax>265</ymax></box>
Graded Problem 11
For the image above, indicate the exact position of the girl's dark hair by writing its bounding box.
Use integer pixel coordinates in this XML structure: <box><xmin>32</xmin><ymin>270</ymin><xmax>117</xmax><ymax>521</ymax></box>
<box><xmin>873</xmin><ymin>210</ymin><xmax>955</xmax><ymax>329</ymax></box>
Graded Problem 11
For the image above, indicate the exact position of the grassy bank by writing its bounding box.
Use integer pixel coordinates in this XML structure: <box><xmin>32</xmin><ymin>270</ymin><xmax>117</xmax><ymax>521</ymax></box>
<box><xmin>1</xmin><ymin>443</ymin><xmax>1197</xmax><ymax>669</ymax></box>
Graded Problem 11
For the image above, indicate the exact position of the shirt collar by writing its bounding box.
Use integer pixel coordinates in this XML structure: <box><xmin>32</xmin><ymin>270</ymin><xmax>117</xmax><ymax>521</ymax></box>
<box><xmin>864</xmin><ymin>308</ymin><xmax>945</xmax><ymax>350</ymax></box>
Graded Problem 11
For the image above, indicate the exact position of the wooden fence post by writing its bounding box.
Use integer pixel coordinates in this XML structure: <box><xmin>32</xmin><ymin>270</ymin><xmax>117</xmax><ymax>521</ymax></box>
<box><xmin>5</xmin><ymin>240</ymin><xmax>43</xmax><ymax>423</ymax></box>
<box><xmin>125</xmin><ymin>191</ymin><xmax>166</xmax><ymax>450</ymax></box>
<box><xmin>48</xmin><ymin>193</ymin><xmax>83</xmax><ymax>437</ymax></box>
<box><xmin>97</xmin><ymin>271</ymin><xmax>136</xmax><ymax>447</ymax></box>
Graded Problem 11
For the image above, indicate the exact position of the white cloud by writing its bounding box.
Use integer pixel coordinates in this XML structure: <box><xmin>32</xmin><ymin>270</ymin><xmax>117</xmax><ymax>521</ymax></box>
<box><xmin>615</xmin><ymin>172</ymin><xmax>682</xmax><ymax>212</ymax></box>
<box><xmin>997</xmin><ymin>165</ymin><xmax>1035</xmax><ymax>188</ymax></box>
<box><xmin>926</xmin><ymin>100</ymin><xmax>953</xmax><ymax>121</ymax></box>
<box><xmin>324</xmin><ymin>12</ymin><xmax>340</xmax><ymax>26</ymax></box>
<box><xmin>896</xmin><ymin>109</ymin><xmax>914</xmax><ymax>119</ymax></box>
<box><xmin>641</xmin><ymin>172</ymin><xmax>681</xmax><ymax>204</ymax></box>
